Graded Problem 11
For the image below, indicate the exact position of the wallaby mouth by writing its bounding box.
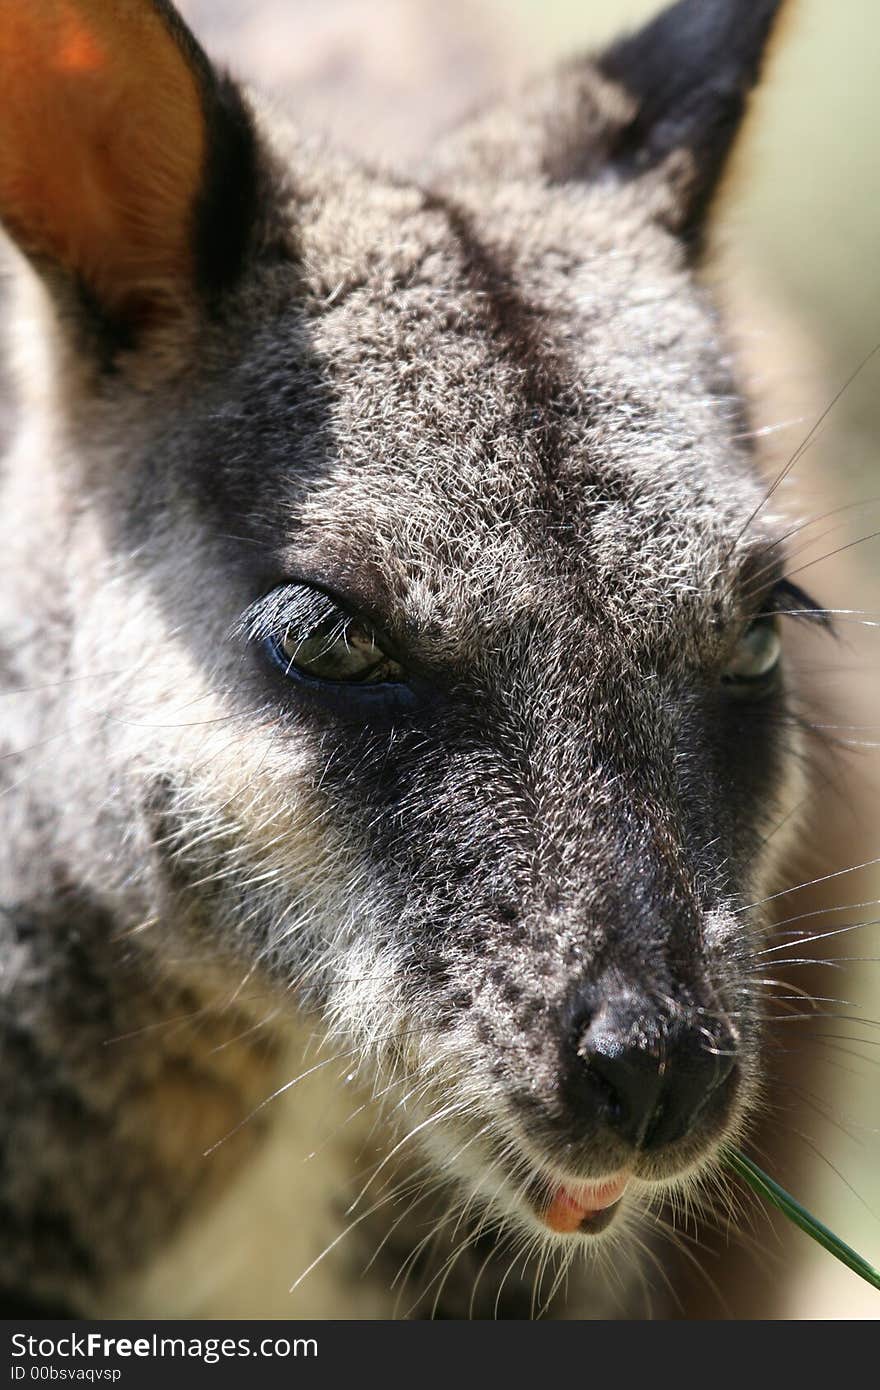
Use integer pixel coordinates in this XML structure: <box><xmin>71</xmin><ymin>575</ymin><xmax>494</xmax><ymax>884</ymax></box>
<box><xmin>502</xmin><ymin>997</ymin><xmax>746</xmax><ymax>1241</ymax></box>
<box><xmin>535</xmin><ymin>1172</ymin><xmax>631</xmax><ymax>1236</ymax></box>
<box><xmin>506</xmin><ymin>1055</ymin><xmax>743</xmax><ymax>1240</ymax></box>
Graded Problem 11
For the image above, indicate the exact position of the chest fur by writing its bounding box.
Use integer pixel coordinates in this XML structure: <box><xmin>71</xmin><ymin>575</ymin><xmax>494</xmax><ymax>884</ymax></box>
<box><xmin>106</xmin><ymin>1037</ymin><xmax>399</xmax><ymax>1319</ymax></box>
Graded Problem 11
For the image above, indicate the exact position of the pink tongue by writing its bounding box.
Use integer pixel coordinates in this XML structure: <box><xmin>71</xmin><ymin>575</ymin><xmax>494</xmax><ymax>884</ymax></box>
<box><xmin>542</xmin><ymin>1174</ymin><xmax>630</xmax><ymax>1234</ymax></box>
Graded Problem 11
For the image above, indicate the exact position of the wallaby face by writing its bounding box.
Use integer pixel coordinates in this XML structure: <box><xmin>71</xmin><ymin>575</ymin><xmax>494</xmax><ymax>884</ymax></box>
<box><xmin>1</xmin><ymin>0</ymin><xmax>825</xmax><ymax>1315</ymax></box>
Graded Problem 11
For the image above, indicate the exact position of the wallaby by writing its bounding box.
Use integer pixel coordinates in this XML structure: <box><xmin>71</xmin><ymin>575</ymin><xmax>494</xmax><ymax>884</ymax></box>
<box><xmin>0</xmin><ymin>0</ymin><xmax>866</xmax><ymax>1319</ymax></box>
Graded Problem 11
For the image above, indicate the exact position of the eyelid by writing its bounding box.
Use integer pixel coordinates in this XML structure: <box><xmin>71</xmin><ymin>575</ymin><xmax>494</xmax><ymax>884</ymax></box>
<box><xmin>235</xmin><ymin>583</ymin><xmax>341</xmax><ymax>646</ymax></box>
<box><xmin>767</xmin><ymin>579</ymin><xmax>834</xmax><ymax>632</ymax></box>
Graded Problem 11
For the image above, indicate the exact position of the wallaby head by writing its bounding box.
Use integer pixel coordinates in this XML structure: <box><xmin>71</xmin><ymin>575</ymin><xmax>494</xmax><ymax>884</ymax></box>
<box><xmin>1</xmin><ymin>0</ymin><xmax>830</xmax><ymax>1311</ymax></box>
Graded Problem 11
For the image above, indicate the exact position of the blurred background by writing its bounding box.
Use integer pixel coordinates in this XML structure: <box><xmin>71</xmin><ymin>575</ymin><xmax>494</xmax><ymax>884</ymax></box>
<box><xmin>179</xmin><ymin>0</ymin><xmax>880</xmax><ymax>1319</ymax></box>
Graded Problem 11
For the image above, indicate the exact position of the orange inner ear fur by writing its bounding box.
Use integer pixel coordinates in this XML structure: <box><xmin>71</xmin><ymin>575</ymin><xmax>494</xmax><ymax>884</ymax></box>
<box><xmin>0</xmin><ymin>0</ymin><xmax>207</xmax><ymax>314</ymax></box>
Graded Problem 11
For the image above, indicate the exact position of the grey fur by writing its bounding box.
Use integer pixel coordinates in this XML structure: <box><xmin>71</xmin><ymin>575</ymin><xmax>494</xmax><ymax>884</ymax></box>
<box><xmin>0</xmin><ymin>0</ymin><xmax>828</xmax><ymax>1318</ymax></box>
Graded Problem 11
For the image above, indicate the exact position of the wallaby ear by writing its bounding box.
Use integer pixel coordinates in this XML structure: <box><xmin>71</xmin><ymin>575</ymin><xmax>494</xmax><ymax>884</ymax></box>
<box><xmin>431</xmin><ymin>0</ymin><xmax>787</xmax><ymax>255</ymax></box>
<box><xmin>0</xmin><ymin>0</ymin><xmax>259</xmax><ymax>333</ymax></box>
<box><xmin>596</xmin><ymin>0</ymin><xmax>787</xmax><ymax>246</ymax></box>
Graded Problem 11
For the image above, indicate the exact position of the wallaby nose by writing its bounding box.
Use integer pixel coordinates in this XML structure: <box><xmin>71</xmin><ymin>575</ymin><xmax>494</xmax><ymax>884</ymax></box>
<box><xmin>572</xmin><ymin>989</ymin><xmax>737</xmax><ymax>1151</ymax></box>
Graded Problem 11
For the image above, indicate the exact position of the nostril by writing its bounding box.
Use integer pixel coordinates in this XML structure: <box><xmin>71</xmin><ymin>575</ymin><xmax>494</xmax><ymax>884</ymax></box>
<box><xmin>642</xmin><ymin>1049</ymin><xmax>737</xmax><ymax>1149</ymax></box>
<box><xmin>577</xmin><ymin>1018</ymin><xmax>665</xmax><ymax>1149</ymax></box>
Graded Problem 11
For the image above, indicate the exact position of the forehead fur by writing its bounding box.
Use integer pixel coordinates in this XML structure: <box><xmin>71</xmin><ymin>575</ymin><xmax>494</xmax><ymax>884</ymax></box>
<box><xmin>169</xmin><ymin>97</ymin><xmax>769</xmax><ymax>672</ymax></box>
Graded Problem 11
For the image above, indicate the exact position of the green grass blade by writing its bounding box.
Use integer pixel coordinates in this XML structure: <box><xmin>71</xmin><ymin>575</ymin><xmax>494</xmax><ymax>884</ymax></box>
<box><xmin>722</xmin><ymin>1146</ymin><xmax>880</xmax><ymax>1293</ymax></box>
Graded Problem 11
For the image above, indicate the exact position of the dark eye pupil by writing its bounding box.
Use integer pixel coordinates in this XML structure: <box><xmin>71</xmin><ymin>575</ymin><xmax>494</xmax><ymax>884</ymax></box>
<box><xmin>272</xmin><ymin>605</ymin><xmax>405</xmax><ymax>685</ymax></box>
<box><xmin>282</xmin><ymin>618</ymin><xmax>385</xmax><ymax>682</ymax></box>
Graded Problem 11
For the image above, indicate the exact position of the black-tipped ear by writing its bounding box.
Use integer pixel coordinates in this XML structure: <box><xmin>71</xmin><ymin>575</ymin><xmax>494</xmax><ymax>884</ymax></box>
<box><xmin>597</xmin><ymin>0</ymin><xmax>787</xmax><ymax>246</ymax></box>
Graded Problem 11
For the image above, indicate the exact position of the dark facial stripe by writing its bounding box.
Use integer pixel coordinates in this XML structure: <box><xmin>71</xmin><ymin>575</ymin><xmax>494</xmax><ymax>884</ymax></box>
<box><xmin>417</xmin><ymin>189</ymin><xmax>642</xmax><ymax>530</ymax></box>
<box><xmin>419</xmin><ymin>189</ymin><xmax>569</xmax><ymax>488</ymax></box>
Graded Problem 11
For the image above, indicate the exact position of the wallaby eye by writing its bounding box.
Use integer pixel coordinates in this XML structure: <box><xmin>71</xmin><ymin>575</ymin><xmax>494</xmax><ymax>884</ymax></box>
<box><xmin>722</xmin><ymin>617</ymin><xmax>781</xmax><ymax>688</ymax></box>
<box><xmin>239</xmin><ymin>582</ymin><xmax>409</xmax><ymax>695</ymax></box>
<box><xmin>274</xmin><ymin>612</ymin><xmax>404</xmax><ymax>685</ymax></box>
